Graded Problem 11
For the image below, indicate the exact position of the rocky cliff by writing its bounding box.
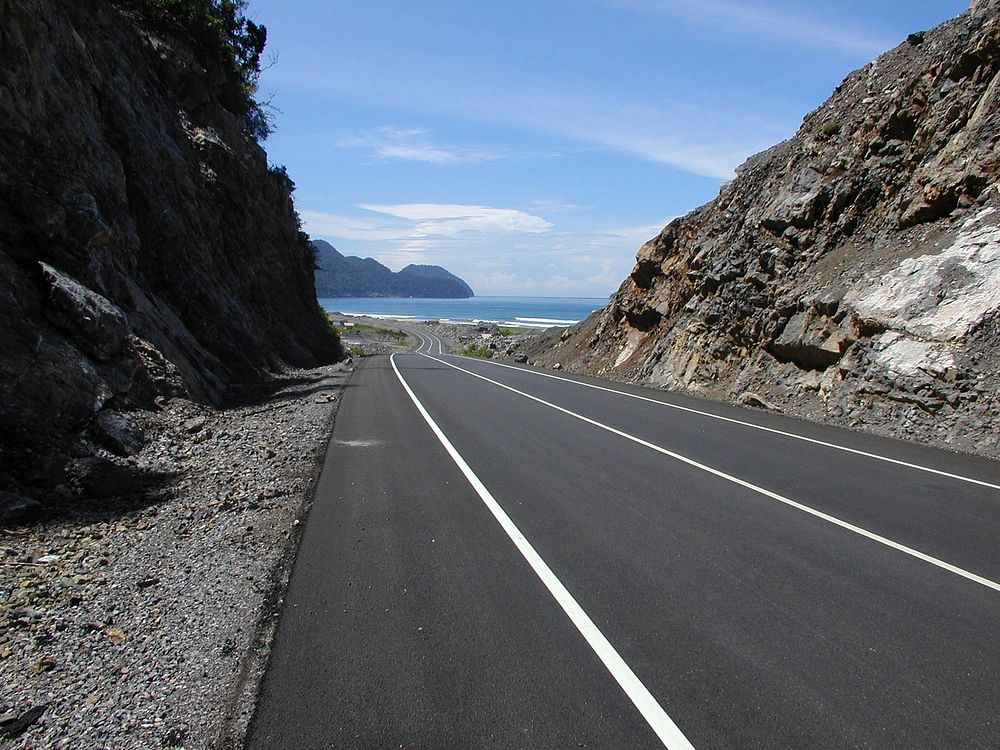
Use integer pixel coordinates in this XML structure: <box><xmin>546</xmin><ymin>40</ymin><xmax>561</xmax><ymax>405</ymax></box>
<box><xmin>520</xmin><ymin>0</ymin><xmax>1000</xmax><ymax>459</ymax></box>
<box><xmin>0</xmin><ymin>0</ymin><xmax>340</xmax><ymax>499</ymax></box>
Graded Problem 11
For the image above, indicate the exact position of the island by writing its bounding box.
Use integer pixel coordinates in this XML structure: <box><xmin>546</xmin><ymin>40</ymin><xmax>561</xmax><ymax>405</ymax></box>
<box><xmin>312</xmin><ymin>239</ymin><xmax>474</xmax><ymax>298</ymax></box>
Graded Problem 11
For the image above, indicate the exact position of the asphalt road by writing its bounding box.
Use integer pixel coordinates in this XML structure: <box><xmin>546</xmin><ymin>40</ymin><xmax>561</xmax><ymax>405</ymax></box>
<box><xmin>247</xmin><ymin>326</ymin><xmax>1000</xmax><ymax>749</ymax></box>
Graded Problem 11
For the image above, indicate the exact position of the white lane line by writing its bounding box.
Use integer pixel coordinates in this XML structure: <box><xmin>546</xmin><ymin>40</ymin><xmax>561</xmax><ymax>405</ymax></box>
<box><xmin>449</xmin><ymin>356</ymin><xmax>1000</xmax><ymax>492</ymax></box>
<box><xmin>390</xmin><ymin>354</ymin><xmax>695</xmax><ymax>750</ymax></box>
<box><xmin>409</xmin><ymin>329</ymin><xmax>431</xmax><ymax>353</ymax></box>
<box><xmin>406</xmin><ymin>327</ymin><xmax>442</xmax><ymax>354</ymax></box>
<box><xmin>422</xmin><ymin>353</ymin><xmax>1000</xmax><ymax>594</ymax></box>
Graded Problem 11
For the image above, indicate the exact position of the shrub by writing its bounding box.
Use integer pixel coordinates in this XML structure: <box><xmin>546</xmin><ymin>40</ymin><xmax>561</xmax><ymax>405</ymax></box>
<box><xmin>461</xmin><ymin>344</ymin><xmax>493</xmax><ymax>358</ymax></box>
<box><xmin>120</xmin><ymin>0</ymin><xmax>269</xmax><ymax>136</ymax></box>
<box><xmin>818</xmin><ymin>120</ymin><xmax>841</xmax><ymax>139</ymax></box>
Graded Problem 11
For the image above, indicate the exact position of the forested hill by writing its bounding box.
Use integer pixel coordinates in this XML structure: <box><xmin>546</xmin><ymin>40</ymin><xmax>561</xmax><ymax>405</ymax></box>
<box><xmin>312</xmin><ymin>239</ymin><xmax>474</xmax><ymax>298</ymax></box>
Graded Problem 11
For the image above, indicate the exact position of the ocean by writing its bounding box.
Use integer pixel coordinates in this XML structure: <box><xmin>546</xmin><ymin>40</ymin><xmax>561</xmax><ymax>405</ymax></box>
<box><xmin>318</xmin><ymin>296</ymin><xmax>609</xmax><ymax>329</ymax></box>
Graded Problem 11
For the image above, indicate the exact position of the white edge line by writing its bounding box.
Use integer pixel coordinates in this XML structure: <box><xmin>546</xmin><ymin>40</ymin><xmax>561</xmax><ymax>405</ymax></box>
<box><xmin>421</xmin><ymin>353</ymin><xmax>1000</xmax><ymax>594</ymax></box>
<box><xmin>390</xmin><ymin>353</ymin><xmax>695</xmax><ymax>750</ymax></box>
<box><xmin>444</xmin><ymin>356</ymin><xmax>1000</xmax><ymax>492</ymax></box>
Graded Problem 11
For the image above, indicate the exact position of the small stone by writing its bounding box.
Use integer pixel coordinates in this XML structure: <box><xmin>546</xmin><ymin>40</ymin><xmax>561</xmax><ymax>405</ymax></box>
<box><xmin>13</xmin><ymin>607</ymin><xmax>44</xmax><ymax>621</ymax></box>
<box><xmin>182</xmin><ymin>416</ymin><xmax>207</xmax><ymax>434</ymax></box>
<box><xmin>738</xmin><ymin>391</ymin><xmax>779</xmax><ymax>410</ymax></box>
<box><xmin>106</xmin><ymin>627</ymin><xmax>126</xmax><ymax>644</ymax></box>
<box><xmin>32</xmin><ymin>656</ymin><xmax>58</xmax><ymax>673</ymax></box>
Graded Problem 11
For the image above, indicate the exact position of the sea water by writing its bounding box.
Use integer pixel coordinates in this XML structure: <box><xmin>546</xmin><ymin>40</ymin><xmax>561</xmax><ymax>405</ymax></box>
<box><xmin>318</xmin><ymin>296</ymin><xmax>609</xmax><ymax>329</ymax></box>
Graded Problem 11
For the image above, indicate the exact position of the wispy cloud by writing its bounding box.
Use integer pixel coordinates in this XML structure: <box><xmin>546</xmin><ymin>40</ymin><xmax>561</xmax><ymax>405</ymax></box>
<box><xmin>337</xmin><ymin>126</ymin><xmax>504</xmax><ymax>164</ymax></box>
<box><xmin>528</xmin><ymin>199</ymin><xmax>587</xmax><ymax>213</ymax></box>
<box><xmin>298</xmin><ymin>210</ymin><xmax>412</xmax><ymax>242</ymax></box>
<box><xmin>357</xmin><ymin>203</ymin><xmax>553</xmax><ymax>235</ymax></box>
<box><xmin>611</xmin><ymin>0</ymin><xmax>893</xmax><ymax>55</ymax></box>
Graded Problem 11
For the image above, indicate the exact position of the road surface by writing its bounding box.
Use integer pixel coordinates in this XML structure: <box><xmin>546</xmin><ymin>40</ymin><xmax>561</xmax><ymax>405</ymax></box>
<box><xmin>247</xmin><ymin>325</ymin><xmax>1000</xmax><ymax>749</ymax></box>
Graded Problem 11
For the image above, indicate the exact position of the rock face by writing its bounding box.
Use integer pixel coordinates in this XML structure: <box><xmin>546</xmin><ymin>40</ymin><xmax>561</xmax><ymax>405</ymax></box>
<box><xmin>0</xmin><ymin>0</ymin><xmax>340</xmax><ymax>472</ymax></box>
<box><xmin>313</xmin><ymin>239</ymin><xmax>475</xmax><ymax>298</ymax></box>
<box><xmin>520</xmin><ymin>1</ymin><xmax>1000</xmax><ymax>459</ymax></box>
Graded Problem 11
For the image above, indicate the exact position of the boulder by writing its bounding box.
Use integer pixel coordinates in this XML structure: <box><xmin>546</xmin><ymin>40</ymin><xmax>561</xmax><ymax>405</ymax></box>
<box><xmin>769</xmin><ymin>310</ymin><xmax>856</xmax><ymax>370</ymax></box>
<box><xmin>91</xmin><ymin>410</ymin><xmax>145</xmax><ymax>456</ymax></box>
<box><xmin>0</xmin><ymin>491</ymin><xmax>43</xmax><ymax>526</ymax></box>
<box><xmin>70</xmin><ymin>457</ymin><xmax>139</xmax><ymax>498</ymax></box>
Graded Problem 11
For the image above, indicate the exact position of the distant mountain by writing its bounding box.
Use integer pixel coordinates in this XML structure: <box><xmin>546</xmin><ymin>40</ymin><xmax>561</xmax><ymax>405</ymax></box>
<box><xmin>312</xmin><ymin>240</ymin><xmax>474</xmax><ymax>298</ymax></box>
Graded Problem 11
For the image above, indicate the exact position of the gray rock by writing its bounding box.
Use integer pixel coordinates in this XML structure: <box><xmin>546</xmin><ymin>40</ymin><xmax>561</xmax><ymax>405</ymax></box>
<box><xmin>92</xmin><ymin>410</ymin><xmax>145</xmax><ymax>456</ymax></box>
<box><xmin>70</xmin><ymin>457</ymin><xmax>139</xmax><ymax>498</ymax></box>
<box><xmin>769</xmin><ymin>310</ymin><xmax>855</xmax><ymax>370</ymax></box>
<box><xmin>183</xmin><ymin>417</ymin><xmax>208</xmax><ymax>435</ymax></box>
<box><xmin>0</xmin><ymin>491</ymin><xmax>43</xmax><ymax>526</ymax></box>
<box><xmin>40</xmin><ymin>263</ymin><xmax>132</xmax><ymax>364</ymax></box>
<box><xmin>0</xmin><ymin>705</ymin><xmax>47</xmax><ymax>738</ymax></box>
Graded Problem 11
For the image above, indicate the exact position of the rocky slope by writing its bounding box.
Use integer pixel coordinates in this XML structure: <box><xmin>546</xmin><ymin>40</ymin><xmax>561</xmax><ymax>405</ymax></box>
<box><xmin>521</xmin><ymin>0</ymin><xmax>1000</xmax><ymax>459</ymax></box>
<box><xmin>0</xmin><ymin>0</ymin><xmax>340</xmax><ymax>508</ymax></box>
<box><xmin>312</xmin><ymin>239</ymin><xmax>475</xmax><ymax>298</ymax></box>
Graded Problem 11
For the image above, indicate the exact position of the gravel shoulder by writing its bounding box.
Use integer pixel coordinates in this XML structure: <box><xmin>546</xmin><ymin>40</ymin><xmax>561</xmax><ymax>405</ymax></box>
<box><xmin>1</xmin><ymin>362</ymin><xmax>353</xmax><ymax>749</ymax></box>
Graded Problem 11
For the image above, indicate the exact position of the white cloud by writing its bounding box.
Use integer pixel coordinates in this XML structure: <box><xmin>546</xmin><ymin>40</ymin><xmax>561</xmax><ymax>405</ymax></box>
<box><xmin>302</xmin><ymin>202</ymin><xmax>673</xmax><ymax>297</ymax></box>
<box><xmin>337</xmin><ymin>126</ymin><xmax>504</xmax><ymax>164</ymax></box>
<box><xmin>357</xmin><ymin>203</ymin><xmax>553</xmax><ymax>235</ymax></box>
<box><xmin>612</xmin><ymin>0</ymin><xmax>893</xmax><ymax>56</ymax></box>
<box><xmin>298</xmin><ymin>210</ymin><xmax>413</xmax><ymax>242</ymax></box>
<box><xmin>505</xmin><ymin>94</ymin><xmax>781</xmax><ymax>180</ymax></box>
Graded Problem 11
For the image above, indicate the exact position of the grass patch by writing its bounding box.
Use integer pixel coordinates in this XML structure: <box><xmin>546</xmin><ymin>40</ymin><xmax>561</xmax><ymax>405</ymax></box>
<box><xmin>818</xmin><ymin>120</ymin><xmax>841</xmax><ymax>139</ymax></box>
<box><xmin>330</xmin><ymin>321</ymin><xmax>408</xmax><ymax>341</ymax></box>
<box><xmin>461</xmin><ymin>344</ymin><xmax>493</xmax><ymax>358</ymax></box>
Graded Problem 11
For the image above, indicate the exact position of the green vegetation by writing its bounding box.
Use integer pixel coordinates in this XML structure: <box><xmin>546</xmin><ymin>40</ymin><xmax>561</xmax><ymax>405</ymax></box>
<box><xmin>461</xmin><ymin>343</ymin><xmax>493</xmax><ymax>359</ymax></box>
<box><xmin>499</xmin><ymin>326</ymin><xmax>530</xmax><ymax>335</ymax></box>
<box><xmin>121</xmin><ymin>0</ymin><xmax>271</xmax><ymax>137</ymax></box>
<box><xmin>330</xmin><ymin>321</ymin><xmax>409</xmax><ymax>342</ymax></box>
<box><xmin>319</xmin><ymin>306</ymin><xmax>342</xmax><ymax>351</ymax></box>
<box><xmin>818</xmin><ymin>120</ymin><xmax>841</xmax><ymax>139</ymax></box>
<box><xmin>348</xmin><ymin>346</ymin><xmax>366</xmax><ymax>358</ymax></box>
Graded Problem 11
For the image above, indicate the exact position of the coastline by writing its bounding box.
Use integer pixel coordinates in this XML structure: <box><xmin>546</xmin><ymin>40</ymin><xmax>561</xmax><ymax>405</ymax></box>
<box><xmin>318</xmin><ymin>295</ymin><xmax>607</xmax><ymax>330</ymax></box>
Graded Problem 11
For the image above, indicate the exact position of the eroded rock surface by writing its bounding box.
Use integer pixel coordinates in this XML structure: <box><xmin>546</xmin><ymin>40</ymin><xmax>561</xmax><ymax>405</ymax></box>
<box><xmin>518</xmin><ymin>1</ymin><xmax>1000</xmax><ymax>458</ymax></box>
<box><xmin>0</xmin><ymin>0</ymin><xmax>340</xmax><ymax>500</ymax></box>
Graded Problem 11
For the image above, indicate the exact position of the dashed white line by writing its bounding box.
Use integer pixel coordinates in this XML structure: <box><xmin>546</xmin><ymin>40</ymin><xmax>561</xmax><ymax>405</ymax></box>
<box><xmin>419</xmin><ymin>352</ymin><xmax>1000</xmax><ymax>594</ymax></box>
<box><xmin>390</xmin><ymin>353</ymin><xmax>696</xmax><ymax>750</ymax></box>
<box><xmin>450</xmin><ymin>356</ymin><xmax>1000</xmax><ymax>492</ymax></box>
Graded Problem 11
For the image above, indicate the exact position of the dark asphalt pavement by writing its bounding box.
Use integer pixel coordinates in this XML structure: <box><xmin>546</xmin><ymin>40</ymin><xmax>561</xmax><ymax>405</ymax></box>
<box><xmin>247</xmin><ymin>327</ymin><xmax>1000</xmax><ymax>749</ymax></box>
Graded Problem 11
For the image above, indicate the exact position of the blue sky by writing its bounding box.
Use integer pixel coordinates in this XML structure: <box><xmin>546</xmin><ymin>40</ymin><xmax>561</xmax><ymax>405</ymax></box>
<box><xmin>245</xmin><ymin>0</ymin><xmax>969</xmax><ymax>297</ymax></box>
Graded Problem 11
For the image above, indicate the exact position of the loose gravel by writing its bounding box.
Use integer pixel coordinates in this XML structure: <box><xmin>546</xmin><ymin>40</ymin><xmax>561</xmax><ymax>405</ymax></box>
<box><xmin>0</xmin><ymin>362</ymin><xmax>352</xmax><ymax>749</ymax></box>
